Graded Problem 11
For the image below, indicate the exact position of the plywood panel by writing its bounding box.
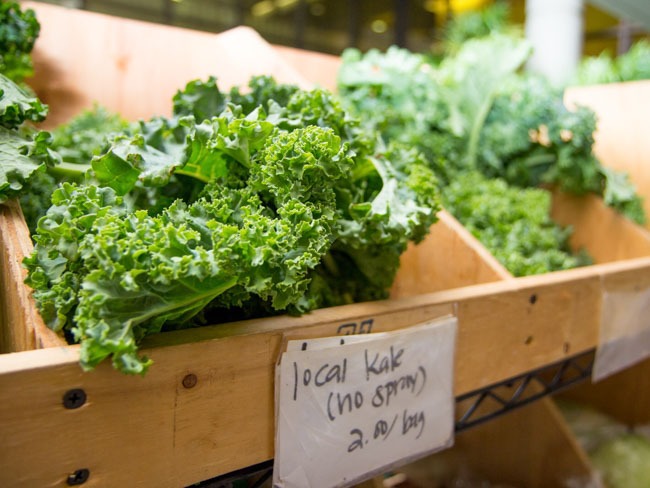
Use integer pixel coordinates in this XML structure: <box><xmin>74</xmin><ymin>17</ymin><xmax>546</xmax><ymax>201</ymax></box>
<box><xmin>23</xmin><ymin>2</ymin><xmax>310</xmax><ymax>128</ymax></box>
<box><xmin>551</xmin><ymin>190</ymin><xmax>650</xmax><ymax>264</ymax></box>
<box><xmin>0</xmin><ymin>200</ymin><xmax>63</xmax><ymax>353</ymax></box>
<box><xmin>274</xmin><ymin>44</ymin><xmax>342</xmax><ymax>92</ymax></box>
<box><xmin>565</xmin><ymin>81</ymin><xmax>650</xmax><ymax>230</ymax></box>
<box><xmin>453</xmin><ymin>398</ymin><xmax>596</xmax><ymax>488</ymax></box>
<box><xmin>391</xmin><ymin>211</ymin><xmax>512</xmax><ymax>299</ymax></box>
<box><xmin>4</xmin><ymin>258</ymin><xmax>650</xmax><ymax>486</ymax></box>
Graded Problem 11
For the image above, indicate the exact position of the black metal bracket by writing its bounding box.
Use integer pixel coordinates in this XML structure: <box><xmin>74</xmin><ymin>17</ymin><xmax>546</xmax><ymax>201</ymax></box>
<box><xmin>190</xmin><ymin>348</ymin><xmax>595</xmax><ymax>487</ymax></box>
<box><xmin>455</xmin><ymin>348</ymin><xmax>595</xmax><ymax>432</ymax></box>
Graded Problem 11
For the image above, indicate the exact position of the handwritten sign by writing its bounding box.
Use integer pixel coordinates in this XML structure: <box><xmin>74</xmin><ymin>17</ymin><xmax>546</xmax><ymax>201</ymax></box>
<box><xmin>273</xmin><ymin>316</ymin><xmax>457</xmax><ymax>488</ymax></box>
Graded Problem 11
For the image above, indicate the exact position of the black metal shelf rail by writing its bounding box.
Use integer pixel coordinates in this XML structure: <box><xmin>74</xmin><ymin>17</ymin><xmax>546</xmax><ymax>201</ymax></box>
<box><xmin>193</xmin><ymin>348</ymin><xmax>596</xmax><ymax>487</ymax></box>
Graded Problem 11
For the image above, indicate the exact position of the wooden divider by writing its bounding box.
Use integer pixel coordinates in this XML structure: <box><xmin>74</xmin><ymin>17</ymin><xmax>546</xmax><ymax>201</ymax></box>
<box><xmin>0</xmin><ymin>201</ymin><xmax>59</xmax><ymax>353</ymax></box>
<box><xmin>23</xmin><ymin>2</ymin><xmax>311</xmax><ymax>128</ymax></box>
<box><xmin>5</xmin><ymin>257</ymin><xmax>650</xmax><ymax>486</ymax></box>
<box><xmin>565</xmin><ymin>81</ymin><xmax>650</xmax><ymax>230</ymax></box>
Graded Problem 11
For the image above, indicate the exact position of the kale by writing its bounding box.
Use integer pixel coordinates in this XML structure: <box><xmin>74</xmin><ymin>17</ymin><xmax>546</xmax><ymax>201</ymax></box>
<box><xmin>0</xmin><ymin>2</ymin><xmax>40</xmax><ymax>83</ymax></box>
<box><xmin>24</xmin><ymin>76</ymin><xmax>440</xmax><ymax>374</ymax></box>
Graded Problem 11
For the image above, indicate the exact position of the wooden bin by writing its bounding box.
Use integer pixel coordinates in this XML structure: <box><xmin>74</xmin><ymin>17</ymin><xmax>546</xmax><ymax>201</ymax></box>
<box><xmin>372</xmin><ymin>397</ymin><xmax>597</xmax><ymax>488</ymax></box>
<box><xmin>0</xmin><ymin>3</ymin><xmax>648</xmax><ymax>487</ymax></box>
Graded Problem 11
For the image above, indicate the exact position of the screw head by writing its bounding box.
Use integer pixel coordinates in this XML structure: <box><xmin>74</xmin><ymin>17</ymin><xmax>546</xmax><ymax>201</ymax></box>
<box><xmin>67</xmin><ymin>468</ymin><xmax>90</xmax><ymax>485</ymax></box>
<box><xmin>63</xmin><ymin>389</ymin><xmax>86</xmax><ymax>409</ymax></box>
<box><xmin>182</xmin><ymin>373</ymin><xmax>198</xmax><ymax>389</ymax></box>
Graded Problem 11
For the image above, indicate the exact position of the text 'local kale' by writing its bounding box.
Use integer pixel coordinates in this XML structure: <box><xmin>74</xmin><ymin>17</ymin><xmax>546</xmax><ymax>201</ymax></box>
<box><xmin>24</xmin><ymin>76</ymin><xmax>440</xmax><ymax>374</ymax></box>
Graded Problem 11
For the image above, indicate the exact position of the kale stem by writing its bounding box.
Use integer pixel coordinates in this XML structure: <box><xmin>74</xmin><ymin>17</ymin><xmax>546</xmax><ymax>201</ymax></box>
<box><xmin>48</xmin><ymin>161</ymin><xmax>90</xmax><ymax>181</ymax></box>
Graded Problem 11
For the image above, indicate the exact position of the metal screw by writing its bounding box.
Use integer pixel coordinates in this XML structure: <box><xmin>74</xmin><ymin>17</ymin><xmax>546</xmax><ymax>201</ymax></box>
<box><xmin>63</xmin><ymin>389</ymin><xmax>86</xmax><ymax>409</ymax></box>
<box><xmin>67</xmin><ymin>468</ymin><xmax>90</xmax><ymax>485</ymax></box>
<box><xmin>182</xmin><ymin>373</ymin><xmax>197</xmax><ymax>389</ymax></box>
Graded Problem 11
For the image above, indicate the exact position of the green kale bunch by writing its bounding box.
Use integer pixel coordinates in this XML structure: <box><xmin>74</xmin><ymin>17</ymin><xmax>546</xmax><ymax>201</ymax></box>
<box><xmin>24</xmin><ymin>76</ymin><xmax>440</xmax><ymax>374</ymax></box>
<box><xmin>574</xmin><ymin>40</ymin><xmax>650</xmax><ymax>86</ymax></box>
<box><xmin>443</xmin><ymin>171</ymin><xmax>591</xmax><ymax>277</ymax></box>
<box><xmin>0</xmin><ymin>2</ymin><xmax>40</xmax><ymax>82</ymax></box>
<box><xmin>0</xmin><ymin>74</ymin><xmax>59</xmax><ymax>206</ymax></box>
<box><xmin>19</xmin><ymin>105</ymin><xmax>133</xmax><ymax>231</ymax></box>
<box><xmin>442</xmin><ymin>1</ymin><xmax>511</xmax><ymax>55</ymax></box>
<box><xmin>51</xmin><ymin>104</ymin><xmax>133</xmax><ymax>165</ymax></box>
<box><xmin>480</xmin><ymin>74</ymin><xmax>645</xmax><ymax>224</ymax></box>
<box><xmin>338</xmin><ymin>36</ymin><xmax>646</xmax><ymax>277</ymax></box>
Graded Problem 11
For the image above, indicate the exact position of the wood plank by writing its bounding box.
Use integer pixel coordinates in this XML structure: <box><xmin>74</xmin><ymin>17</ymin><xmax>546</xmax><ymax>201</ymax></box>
<box><xmin>273</xmin><ymin>44</ymin><xmax>342</xmax><ymax>92</ymax></box>
<box><xmin>451</xmin><ymin>398</ymin><xmax>595</xmax><ymax>488</ymax></box>
<box><xmin>391</xmin><ymin>211</ymin><xmax>512</xmax><ymax>299</ymax></box>
<box><xmin>565</xmin><ymin>81</ymin><xmax>650</xmax><ymax>230</ymax></box>
<box><xmin>388</xmin><ymin>399</ymin><xmax>595</xmax><ymax>487</ymax></box>
<box><xmin>0</xmin><ymin>200</ymin><xmax>63</xmax><ymax>352</ymax></box>
<box><xmin>560</xmin><ymin>264</ymin><xmax>650</xmax><ymax>427</ymax></box>
<box><xmin>23</xmin><ymin>2</ymin><xmax>311</xmax><ymax>128</ymax></box>
<box><xmin>552</xmin><ymin>190</ymin><xmax>650</xmax><ymax>263</ymax></box>
<box><xmin>2</xmin><ymin>258</ymin><xmax>649</xmax><ymax>487</ymax></box>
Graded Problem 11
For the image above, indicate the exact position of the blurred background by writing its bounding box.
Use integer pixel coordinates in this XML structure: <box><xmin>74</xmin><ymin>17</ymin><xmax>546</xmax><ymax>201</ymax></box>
<box><xmin>32</xmin><ymin>0</ymin><xmax>650</xmax><ymax>57</ymax></box>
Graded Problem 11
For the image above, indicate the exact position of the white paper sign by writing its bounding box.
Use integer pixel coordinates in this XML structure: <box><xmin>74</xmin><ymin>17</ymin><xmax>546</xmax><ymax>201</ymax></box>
<box><xmin>594</xmin><ymin>285</ymin><xmax>650</xmax><ymax>381</ymax></box>
<box><xmin>273</xmin><ymin>316</ymin><xmax>457</xmax><ymax>488</ymax></box>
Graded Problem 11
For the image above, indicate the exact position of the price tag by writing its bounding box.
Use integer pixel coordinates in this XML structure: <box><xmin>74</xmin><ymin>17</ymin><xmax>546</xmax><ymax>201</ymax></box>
<box><xmin>593</xmin><ymin>281</ymin><xmax>650</xmax><ymax>381</ymax></box>
<box><xmin>273</xmin><ymin>315</ymin><xmax>457</xmax><ymax>488</ymax></box>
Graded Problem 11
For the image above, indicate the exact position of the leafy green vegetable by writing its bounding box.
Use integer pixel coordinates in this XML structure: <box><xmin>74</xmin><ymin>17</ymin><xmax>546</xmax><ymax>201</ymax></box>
<box><xmin>557</xmin><ymin>399</ymin><xmax>650</xmax><ymax>488</ymax></box>
<box><xmin>443</xmin><ymin>172</ymin><xmax>590</xmax><ymax>276</ymax></box>
<box><xmin>0</xmin><ymin>2</ymin><xmax>40</xmax><ymax>83</ymax></box>
<box><xmin>574</xmin><ymin>40</ymin><xmax>650</xmax><ymax>86</ymax></box>
<box><xmin>0</xmin><ymin>73</ymin><xmax>47</xmax><ymax>129</ymax></box>
<box><xmin>479</xmin><ymin>74</ymin><xmax>645</xmax><ymax>224</ymax></box>
<box><xmin>338</xmin><ymin>36</ymin><xmax>646</xmax><ymax>277</ymax></box>
<box><xmin>616</xmin><ymin>40</ymin><xmax>650</xmax><ymax>83</ymax></box>
<box><xmin>442</xmin><ymin>1</ymin><xmax>510</xmax><ymax>55</ymax></box>
<box><xmin>0</xmin><ymin>126</ymin><xmax>59</xmax><ymax>204</ymax></box>
<box><xmin>51</xmin><ymin>104</ymin><xmax>132</xmax><ymax>164</ymax></box>
<box><xmin>17</xmin><ymin>105</ymin><xmax>127</xmax><ymax>231</ymax></box>
<box><xmin>436</xmin><ymin>34</ymin><xmax>531</xmax><ymax>168</ymax></box>
<box><xmin>0</xmin><ymin>74</ymin><xmax>58</xmax><ymax>205</ymax></box>
<box><xmin>25</xmin><ymin>76</ymin><xmax>440</xmax><ymax>374</ymax></box>
<box><xmin>591</xmin><ymin>435</ymin><xmax>650</xmax><ymax>488</ymax></box>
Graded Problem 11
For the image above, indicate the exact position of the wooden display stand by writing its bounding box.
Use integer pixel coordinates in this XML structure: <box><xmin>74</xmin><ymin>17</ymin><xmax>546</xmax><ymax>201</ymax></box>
<box><xmin>0</xmin><ymin>3</ymin><xmax>649</xmax><ymax>487</ymax></box>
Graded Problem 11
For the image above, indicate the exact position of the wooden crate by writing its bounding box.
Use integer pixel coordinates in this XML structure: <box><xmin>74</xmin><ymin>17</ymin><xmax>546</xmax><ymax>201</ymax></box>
<box><xmin>386</xmin><ymin>397</ymin><xmax>597</xmax><ymax>488</ymax></box>
<box><xmin>0</xmin><ymin>3</ymin><xmax>647</xmax><ymax>487</ymax></box>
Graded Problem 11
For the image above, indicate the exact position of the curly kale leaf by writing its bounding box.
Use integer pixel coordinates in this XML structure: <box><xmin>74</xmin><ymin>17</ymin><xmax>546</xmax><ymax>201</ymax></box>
<box><xmin>26</xmin><ymin>125</ymin><xmax>354</xmax><ymax>373</ymax></box>
<box><xmin>26</xmin><ymin>77</ymin><xmax>441</xmax><ymax>374</ymax></box>
<box><xmin>0</xmin><ymin>74</ymin><xmax>57</xmax><ymax>206</ymax></box>
<box><xmin>0</xmin><ymin>73</ymin><xmax>47</xmax><ymax>128</ymax></box>
<box><xmin>337</xmin><ymin>47</ymin><xmax>444</xmax><ymax>152</ymax></box>
<box><xmin>601</xmin><ymin>166</ymin><xmax>646</xmax><ymax>225</ymax></box>
<box><xmin>443</xmin><ymin>171</ymin><xmax>591</xmax><ymax>276</ymax></box>
<box><xmin>436</xmin><ymin>34</ymin><xmax>531</xmax><ymax>168</ymax></box>
<box><xmin>442</xmin><ymin>1</ymin><xmax>510</xmax><ymax>55</ymax></box>
<box><xmin>92</xmin><ymin>107</ymin><xmax>275</xmax><ymax>193</ymax></box>
<box><xmin>172</xmin><ymin>75</ymin><xmax>226</xmax><ymax>122</ymax></box>
<box><xmin>0</xmin><ymin>126</ymin><xmax>59</xmax><ymax>204</ymax></box>
<box><xmin>17</xmin><ymin>105</ymin><xmax>126</xmax><ymax>232</ymax></box>
<box><xmin>0</xmin><ymin>2</ymin><xmax>40</xmax><ymax>82</ymax></box>
<box><xmin>573</xmin><ymin>40</ymin><xmax>650</xmax><ymax>86</ymax></box>
<box><xmin>312</xmin><ymin>142</ymin><xmax>440</xmax><ymax>309</ymax></box>
<box><xmin>479</xmin><ymin>74</ymin><xmax>646</xmax><ymax>224</ymax></box>
<box><xmin>228</xmin><ymin>75</ymin><xmax>299</xmax><ymax>115</ymax></box>
<box><xmin>51</xmin><ymin>104</ymin><xmax>132</xmax><ymax>164</ymax></box>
